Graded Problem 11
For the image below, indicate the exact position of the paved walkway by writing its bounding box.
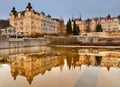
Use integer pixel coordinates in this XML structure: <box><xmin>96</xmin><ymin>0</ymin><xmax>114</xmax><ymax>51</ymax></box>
<box><xmin>54</xmin><ymin>45</ymin><xmax>120</xmax><ymax>49</ymax></box>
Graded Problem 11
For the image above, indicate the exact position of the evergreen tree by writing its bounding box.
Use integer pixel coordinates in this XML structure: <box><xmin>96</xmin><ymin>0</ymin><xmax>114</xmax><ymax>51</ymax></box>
<box><xmin>73</xmin><ymin>21</ymin><xmax>80</xmax><ymax>35</ymax></box>
<box><xmin>77</xmin><ymin>25</ymin><xmax>80</xmax><ymax>34</ymax></box>
<box><xmin>117</xmin><ymin>15</ymin><xmax>120</xmax><ymax>20</ymax></box>
<box><xmin>96</xmin><ymin>24</ymin><xmax>103</xmax><ymax>32</ymax></box>
<box><xmin>0</xmin><ymin>30</ymin><xmax>2</xmax><ymax>35</ymax></box>
<box><xmin>66</xmin><ymin>19</ymin><xmax>72</xmax><ymax>34</ymax></box>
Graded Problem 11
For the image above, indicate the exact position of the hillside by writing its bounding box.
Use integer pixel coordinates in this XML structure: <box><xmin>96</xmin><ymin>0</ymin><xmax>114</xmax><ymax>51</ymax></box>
<box><xmin>0</xmin><ymin>20</ymin><xmax>10</xmax><ymax>29</ymax></box>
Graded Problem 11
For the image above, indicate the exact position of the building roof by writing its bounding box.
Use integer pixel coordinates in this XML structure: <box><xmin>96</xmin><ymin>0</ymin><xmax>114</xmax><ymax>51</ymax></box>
<box><xmin>18</xmin><ymin>11</ymin><xmax>25</xmax><ymax>16</ymax></box>
<box><xmin>33</xmin><ymin>11</ymin><xmax>40</xmax><ymax>15</ymax></box>
<box><xmin>74</xmin><ymin>18</ymin><xmax>82</xmax><ymax>21</ymax></box>
<box><xmin>11</xmin><ymin>7</ymin><xmax>18</xmax><ymax>17</ymax></box>
<box><xmin>85</xmin><ymin>19</ymin><xmax>92</xmax><ymax>23</ymax></box>
<box><xmin>40</xmin><ymin>12</ymin><xmax>45</xmax><ymax>16</ymax></box>
<box><xmin>47</xmin><ymin>15</ymin><xmax>51</xmax><ymax>18</ymax></box>
<box><xmin>52</xmin><ymin>18</ymin><xmax>59</xmax><ymax>21</ymax></box>
<box><xmin>10</xmin><ymin>2</ymin><xmax>57</xmax><ymax>20</ymax></box>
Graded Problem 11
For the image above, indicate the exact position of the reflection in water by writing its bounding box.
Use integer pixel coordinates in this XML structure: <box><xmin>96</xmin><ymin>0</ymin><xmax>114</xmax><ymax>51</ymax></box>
<box><xmin>0</xmin><ymin>47</ymin><xmax>120</xmax><ymax>87</ymax></box>
<box><xmin>95</xmin><ymin>56</ymin><xmax>102</xmax><ymax>66</ymax></box>
<box><xmin>11</xmin><ymin>53</ymin><xmax>64</xmax><ymax>84</ymax></box>
<box><xmin>78</xmin><ymin>49</ymin><xmax>120</xmax><ymax>70</ymax></box>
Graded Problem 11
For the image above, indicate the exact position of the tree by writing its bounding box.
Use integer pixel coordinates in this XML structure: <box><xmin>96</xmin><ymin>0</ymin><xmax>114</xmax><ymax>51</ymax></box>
<box><xmin>0</xmin><ymin>29</ymin><xmax>2</xmax><ymax>37</ymax></box>
<box><xmin>77</xmin><ymin>26</ymin><xmax>80</xmax><ymax>34</ymax></box>
<box><xmin>117</xmin><ymin>15</ymin><xmax>120</xmax><ymax>20</ymax></box>
<box><xmin>73</xmin><ymin>21</ymin><xmax>80</xmax><ymax>35</ymax></box>
<box><xmin>66</xmin><ymin>19</ymin><xmax>72</xmax><ymax>35</ymax></box>
<box><xmin>95</xmin><ymin>56</ymin><xmax>102</xmax><ymax>66</ymax></box>
<box><xmin>0</xmin><ymin>20</ymin><xmax>10</xmax><ymax>29</ymax></box>
<box><xmin>96</xmin><ymin>24</ymin><xmax>103</xmax><ymax>32</ymax></box>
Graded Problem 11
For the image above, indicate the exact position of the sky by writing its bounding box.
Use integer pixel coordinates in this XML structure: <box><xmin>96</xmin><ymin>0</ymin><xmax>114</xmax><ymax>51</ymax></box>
<box><xmin>0</xmin><ymin>0</ymin><xmax>120</xmax><ymax>22</ymax></box>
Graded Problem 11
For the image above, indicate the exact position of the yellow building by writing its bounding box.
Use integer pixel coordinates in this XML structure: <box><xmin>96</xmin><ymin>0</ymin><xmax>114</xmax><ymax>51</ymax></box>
<box><xmin>74</xmin><ymin>15</ymin><xmax>120</xmax><ymax>33</ymax></box>
<box><xmin>10</xmin><ymin>2</ymin><xmax>65</xmax><ymax>36</ymax></box>
<box><xmin>101</xmin><ymin>15</ymin><xmax>120</xmax><ymax>32</ymax></box>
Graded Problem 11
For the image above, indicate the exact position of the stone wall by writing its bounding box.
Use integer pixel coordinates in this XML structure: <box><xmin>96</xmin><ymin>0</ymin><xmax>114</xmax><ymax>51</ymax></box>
<box><xmin>24</xmin><ymin>38</ymin><xmax>46</xmax><ymax>47</ymax></box>
<box><xmin>0</xmin><ymin>38</ymin><xmax>9</xmax><ymax>49</ymax></box>
<box><xmin>46</xmin><ymin>36</ymin><xmax>77</xmax><ymax>45</ymax></box>
<box><xmin>0</xmin><ymin>38</ymin><xmax>50</xmax><ymax>49</ymax></box>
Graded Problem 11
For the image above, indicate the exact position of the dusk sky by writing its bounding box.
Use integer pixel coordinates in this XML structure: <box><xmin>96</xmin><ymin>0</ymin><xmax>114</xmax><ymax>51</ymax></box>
<box><xmin>0</xmin><ymin>0</ymin><xmax>120</xmax><ymax>22</ymax></box>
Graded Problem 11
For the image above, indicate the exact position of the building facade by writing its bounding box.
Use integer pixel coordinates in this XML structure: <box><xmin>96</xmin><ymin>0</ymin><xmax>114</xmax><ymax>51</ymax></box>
<box><xmin>73</xmin><ymin>15</ymin><xmax>120</xmax><ymax>33</ymax></box>
<box><xmin>101</xmin><ymin>15</ymin><xmax>120</xmax><ymax>32</ymax></box>
<box><xmin>10</xmin><ymin>3</ymin><xmax>65</xmax><ymax>36</ymax></box>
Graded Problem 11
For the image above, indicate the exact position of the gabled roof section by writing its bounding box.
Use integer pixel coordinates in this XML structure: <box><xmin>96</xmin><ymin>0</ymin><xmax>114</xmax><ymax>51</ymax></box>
<box><xmin>40</xmin><ymin>12</ymin><xmax>45</xmax><ymax>16</ymax></box>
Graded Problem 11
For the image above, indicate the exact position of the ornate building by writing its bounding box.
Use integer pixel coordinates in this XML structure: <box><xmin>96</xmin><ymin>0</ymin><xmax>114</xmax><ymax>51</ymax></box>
<box><xmin>10</xmin><ymin>2</ymin><xmax>65</xmax><ymax>36</ymax></box>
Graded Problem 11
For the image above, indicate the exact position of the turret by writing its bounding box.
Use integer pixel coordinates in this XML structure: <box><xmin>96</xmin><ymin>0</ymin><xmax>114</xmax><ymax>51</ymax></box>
<box><xmin>26</xmin><ymin>2</ymin><xmax>33</xmax><ymax>11</ymax></box>
<box><xmin>10</xmin><ymin>7</ymin><xmax>17</xmax><ymax>16</ymax></box>
<box><xmin>107</xmin><ymin>14</ymin><xmax>111</xmax><ymax>19</ymax></box>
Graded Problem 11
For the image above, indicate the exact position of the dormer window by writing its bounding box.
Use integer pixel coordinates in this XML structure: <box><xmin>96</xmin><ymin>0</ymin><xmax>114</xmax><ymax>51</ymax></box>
<box><xmin>26</xmin><ymin>8</ymin><xmax>29</xmax><ymax>11</ymax></box>
<box><xmin>10</xmin><ymin>12</ymin><xmax>13</xmax><ymax>15</ymax></box>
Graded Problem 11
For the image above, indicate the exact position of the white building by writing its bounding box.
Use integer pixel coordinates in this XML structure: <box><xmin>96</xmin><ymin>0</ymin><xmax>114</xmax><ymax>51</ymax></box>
<box><xmin>1</xmin><ymin>26</ymin><xmax>24</xmax><ymax>38</ymax></box>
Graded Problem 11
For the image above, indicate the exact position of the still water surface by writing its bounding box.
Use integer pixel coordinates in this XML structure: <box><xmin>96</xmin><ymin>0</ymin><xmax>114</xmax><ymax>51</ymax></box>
<box><xmin>0</xmin><ymin>46</ymin><xmax>120</xmax><ymax>87</ymax></box>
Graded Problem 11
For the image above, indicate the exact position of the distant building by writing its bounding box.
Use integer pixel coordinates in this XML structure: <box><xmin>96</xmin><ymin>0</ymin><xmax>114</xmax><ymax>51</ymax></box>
<box><xmin>9</xmin><ymin>2</ymin><xmax>65</xmax><ymax>36</ymax></box>
<box><xmin>101</xmin><ymin>15</ymin><xmax>120</xmax><ymax>32</ymax></box>
<box><xmin>73</xmin><ymin>14</ymin><xmax>120</xmax><ymax>33</ymax></box>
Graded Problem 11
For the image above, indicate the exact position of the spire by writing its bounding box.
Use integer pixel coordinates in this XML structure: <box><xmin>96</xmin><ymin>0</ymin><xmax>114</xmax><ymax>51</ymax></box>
<box><xmin>72</xmin><ymin>15</ymin><xmax>74</xmax><ymax>21</ymax></box>
<box><xmin>80</xmin><ymin>14</ymin><xmax>82</xmax><ymax>21</ymax></box>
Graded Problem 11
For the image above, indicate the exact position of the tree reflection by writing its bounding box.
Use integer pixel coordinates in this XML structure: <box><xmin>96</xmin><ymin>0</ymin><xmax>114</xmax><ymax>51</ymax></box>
<box><xmin>66</xmin><ymin>53</ymin><xmax>79</xmax><ymax>70</ymax></box>
<box><xmin>95</xmin><ymin>56</ymin><xmax>102</xmax><ymax>66</ymax></box>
